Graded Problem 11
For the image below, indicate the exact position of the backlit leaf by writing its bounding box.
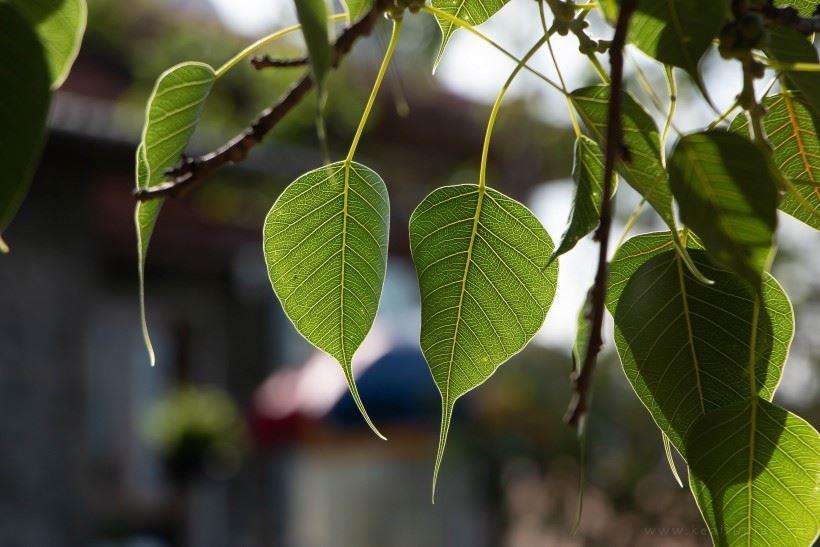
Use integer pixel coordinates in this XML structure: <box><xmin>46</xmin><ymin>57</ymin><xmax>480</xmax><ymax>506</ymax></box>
<box><xmin>294</xmin><ymin>0</ymin><xmax>330</xmax><ymax>93</ymax></box>
<box><xmin>767</xmin><ymin>27</ymin><xmax>820</xmax><ymax>116</ymax></box>
<box><xmin>263</xmin><ymin>161</ymin><xmax>389</xmax><ymax>440</ymax></box>
<box><xmin>342</xmin><ymin>0</ymin><xmax>372</xmax><ymax>21</ymax></box>
<box><xmin>668</xmin><ymin>130</ymin><xmax>779</xmax><ymax>289</ymax></box>
<box><xmin>731</xmin><ymin>92</ymin><xmax>820</xmax><ymax>230</ymax></box>
<box><xmin>551</xmin><ymin>135</ymin><xmax>608</xmax><ymax>262</ymax></box>
<box><xmin>409</xmin><ymin>184</ymin><xmax>558</xmax><ymax>497</ymax></box>
<box><xmin>0</xmin><ymin>4</ymin><xmax>51</xmax><ymax>250</ymax></box>
<box><xmin>431</xmin><ymin>0</ymin><xmax>510</xmax><ymax>69</ymax></box>
<box><xmin>607</xmin><ymin>231</ymin><xmax>793</xmax><ymax>457</ymax></box>
<box><xmin>9</xmin><ymin>0</ymin><xmax>87</xmax><ymax>88</ymax></box>
<box><xmin>687</xmin><ymin>398</ymin><xmax>820</xmax><ymax>546</ymax></box>
<box><xmin>135</xmin><ymin>62</ymin><xmax>216</xmax><ymax>365</ymax></box>
<box><xmin>774</xmin><ymin>0</ymin><xmax>818</xmax><ymax>16</ymax></box>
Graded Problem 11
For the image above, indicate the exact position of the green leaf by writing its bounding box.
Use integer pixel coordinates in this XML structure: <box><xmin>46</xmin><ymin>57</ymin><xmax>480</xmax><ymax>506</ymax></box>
<box><xmin>409</xmin><ymin>184</ymin><xmax>558</xmax><ymax>497</ymax></box>
<box><xmin>294</xmin><ymin>0</ymin><xmax>330</xmax><ymax>93</ymax></box>
<box><xmin>263</xmin><ymin>161</ymin><xmax>389</xmax><ymax>440</ymax></box>
<box><xmin>627</xmin><ymin>0</ymin><xmax>730</xmax><ymax>96</ymax></box>
<box><xmin>731</xmin><ymin>92</ymin><xmax>820</xmax><ymax>230</ymax></box>
<box><xmin>135</xmin><ymin>62</ymin><xmax>216</xmax><ymax>365</ymax></box>
<box><xmin>774</xmin><ymin>0</ymin><xmax>818</xmax><ymax>17</ymax></box>
<box><xmin>767</xmin><ymin>27</ymin><xmax>820</xmax><ymax>116</ymax></box>
<box><xmin>0</xmin><ymin>4</ymin><xmax>52</xmax><ymax>248</ymax></box>
<box><xmin>668</xmin><ymin>130</ymin><xmax>779</xmax><ymax>289</ymax></box>
<box><xmin>572</xmin><ymin>289</ymin><xmax>593</xmax><ymax>377</ymax></box>
<box><xmin>431</xmin><ymin>0</ymin><xmax>511</xmax><ymax>69</ymax></box>
<box><xmin>342</xmin><ymin>0</ymin><xmax>372</xmax><ymax>21</ymax></box>
<box><xmin>8</xmin><ymin>0</ymin><xmax>87</xmax><ymax>89</ymax></box>
<box><xmin>551</xmin><ymin>135</ymin><xmax>608</xmax><ymax>262</ymax></box>
<box><xmin>687</xmin><ymin>398</ymin><xmax>820</xmax><ymax>546</ymax></box>
<box><xmin>607</xmin><ymin>232</ymin><xmax>793</xmax><ymax>457</ymax></box>
<box><xmin>570</xmin><ymin>85</ymin><xmax>675</xmax><ymax>230</ymax></box>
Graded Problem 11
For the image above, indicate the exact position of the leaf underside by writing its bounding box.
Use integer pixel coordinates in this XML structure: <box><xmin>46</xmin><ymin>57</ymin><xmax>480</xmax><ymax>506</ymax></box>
<box><xmin>766</xmin><ymin>27</ymin><xmax>820</xmax><ymax>116</ymax></box>
<box><xmin>264</xmin><ymin>161</ymin><xmax>389</xmax><ymax>439</ymax></box>
<box><xmin>431</xmin><ymin>0</ymin><xmax>511</xmax><ymax>69</ymax></box>
<box><xmin>731</xmin><ymin>92</ymin><xmax>820</xmax><ymax>230</ymax></box>
<box><xmin>0</xmin><ymin>4</ymin><xmax>52</xmax><ymax>243</ymax></box>
<box><xmin>135</xmin><ymin>62</ymin><xmax>216</xmax><ymax>365</ymax></box>
<box><xmin>608</xmin><ymin>232</ymin><xmax>793</xmax><ymax>458</ymax></box>
<box><xmin>688</xmin><ymin>398</ymin><xmax>820</xmax><ymax>546</ymax></box>
<box><xmin>409</xmin><ymin>184</ymin><xmax>558</xmax><ymax>496</ymax></box>
<box><xmin>668</xmin><ymin>130</ymin><xmax>779</xmax><ymax>289</ymax></box>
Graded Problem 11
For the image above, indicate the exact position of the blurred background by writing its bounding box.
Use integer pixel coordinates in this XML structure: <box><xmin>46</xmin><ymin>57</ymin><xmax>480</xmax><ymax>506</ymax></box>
<box><xmin>1</xmin><ymin>0</ymin><xmax>818</xmax><ymax>546</ymax></box>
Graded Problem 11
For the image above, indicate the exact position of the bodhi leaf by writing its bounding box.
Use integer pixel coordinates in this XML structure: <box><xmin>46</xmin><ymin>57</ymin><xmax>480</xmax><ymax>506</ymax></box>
<box><xmin>730</xmin><ymin>92</ymin><xmax>820</xmax><ymax>230</ymax></box>
<box><xmin>431</xmin><ymin>0</ymin><xmax>511</xmax><ymax>69</ymax></box>
<box><xmin>8</xmin><ymin>0</ymin><xmax>87</xmax><ymax>89</ymax></box>
<box><xmin>551</xmin><ymin>135</ymin><xmax>608</xmax><ymax>262</ymax></box>
<box><xmin>767</xmin><ymin>27</ymin><xmax>820</xmax><ymax>116</ymax></box>
<box><xmin>409</xmin><ymin>184</ymin><xmax>558</xmax><ymax>497</ymax></box>
<box><xmin>263</xmin><ymin>161</ymin><xmax>389</xmax><ymax>440</ymax></box>
<box><xmin>687</xmin><ymin>398</ymin><xmax>820</xmax><ymax>546</ymax></box>
<box><xmin>135</xmin><ymin>62</ymin><xmax>216</xmax><ymax>365</ymax></box>
<box><xmin>607</xmin><ymin>231</ymin><xmax>793</xmax><ymax>458</ymax></box>
<box><xmin>668</xmin><ymin>130</ymin><xmax>779</xmax><ymax>290</ymax></box>
<box><xmin>294</xmin><ymin>0</ymin><xmax>330</xmax><ymax>93</ymax></box>
<box><xmin>773</xmin><ymin>0</ymin><xmax>818</xmax><ymax>15</ymax></box>
<box><xmin>342</xmin><ymin>0</ymin><xmax>372</xmax><ymax>21</ymax></box>
<box><xmin>0</xmin><ymin>4</ymin><xmax>51</xmax><ymax>252</ymax></box>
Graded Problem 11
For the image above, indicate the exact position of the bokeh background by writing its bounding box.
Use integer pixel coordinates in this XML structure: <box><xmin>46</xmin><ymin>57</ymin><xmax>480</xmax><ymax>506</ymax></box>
<box><xmin>1</xmin><ymin>1</ymin><xmax>818</xmax><ymax>546</ymax></box>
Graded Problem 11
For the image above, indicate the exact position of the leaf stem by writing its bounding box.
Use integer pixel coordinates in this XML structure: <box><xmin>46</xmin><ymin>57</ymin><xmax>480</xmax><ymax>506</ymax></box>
<box><xmin>421</xmin><ymin>5</ymin><xmax>565</xmax><ymax>94</ymax></box>
<box><xmin>480</xmin><ymin>35</ymin><xmax>549</xmax><ymax>191</ymax></box>
<box><xmin>345</xmin><ymin>18</ymin><xmax>402</xmax><ymax>164</ymax></box>
<box><xmin>538</xmin><ymin>1</ymin><xmax>581</xmax><ymax>138</ymax></box>
<box><xmin>660</xmin><ymin>66</ymin><xmax>676</xmax><ymax>164</ymax></box>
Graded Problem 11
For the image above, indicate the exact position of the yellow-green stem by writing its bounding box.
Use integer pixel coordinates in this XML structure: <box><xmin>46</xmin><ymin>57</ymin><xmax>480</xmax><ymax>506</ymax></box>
<box><xmin>661</xmin><ymin>66</ymin><xmax>676</xmax><ymax>165</ymax></box>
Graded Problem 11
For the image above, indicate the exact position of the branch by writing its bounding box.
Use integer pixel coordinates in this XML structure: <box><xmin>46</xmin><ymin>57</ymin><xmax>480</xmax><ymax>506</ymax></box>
<box><xmin>250</xmin><ymin>55</ymin><xmax>308</xmax><ymax>70</ymax></box>
<box><xmin>564</xmin><ymin>0</ymin><xmax>636</xmax><ymax>429</ymax></box>
<box><xmin>134</xmin><ymin>0</ymin><xmax>390</xmax><ymax>201</ymax></box>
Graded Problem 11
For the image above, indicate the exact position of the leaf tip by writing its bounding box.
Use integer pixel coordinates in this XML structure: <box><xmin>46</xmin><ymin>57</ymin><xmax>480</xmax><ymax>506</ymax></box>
<box><xmin>0</xmin><ymin>235</ymin><xmax>9</xmax><ymax>254</ymax></box>
<box><xmin>342</xmin><ymin>365</ymin><xmax>386</xmax><ymax>440</ymax></box>
<box><xmin>431</xmin><ymin>400</ymin><xmax>454</xmax><ymax>504</ymax></box>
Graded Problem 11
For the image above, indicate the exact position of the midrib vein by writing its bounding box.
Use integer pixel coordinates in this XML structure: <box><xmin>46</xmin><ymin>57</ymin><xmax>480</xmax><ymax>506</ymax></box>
<box><xmin>675</xmin><ymin>252</ymin><xmax>705</xmax><ymax>414</ymax></box>
<box><xmin>781</xmin><ymin>92</ymin><xmax>819</xmax><ymax>199</ymax></box>
<box><xmin>340</xmin><ymin>163</ymin><xmax>352</xmax><ymax>366</ymax></box>
<box><xmin>746</xmin><ymin>297</ymin><xmax>761</xmax><ymax>546</ymax></box>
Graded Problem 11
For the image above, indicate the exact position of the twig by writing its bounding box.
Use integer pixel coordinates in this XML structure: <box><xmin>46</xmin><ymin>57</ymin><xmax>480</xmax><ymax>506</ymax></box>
<box><xmin>564</xmin><ymin>0</ymin><xmax>636</xmax><ymax>428</ymax></box>
<box><xmin>250</xmin><ymin>55</ymin><xmax>309</xmax><ymax>69</ymax></box>
<box><xmin>134</xmin><ymin>0</ymin><xmax>389</xmax><ymax>201</ymax></box>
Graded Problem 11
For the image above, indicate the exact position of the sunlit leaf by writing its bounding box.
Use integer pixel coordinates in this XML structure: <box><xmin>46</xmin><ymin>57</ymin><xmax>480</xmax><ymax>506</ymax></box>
<box><xmin>342</xmin><ymin>0</ymin><xmax>372</xmax><ymax>21</ymax></box>
<box><xmin>0</xmin><ymin>4</ymin><xmax>51</xmax><ymax>250</ymax></box>
<box><xmin>294</xmin><ymin>0</ymin><xmax>330</xmax><ymax>93</ymax></box>
<box><xmin>571</xmin><ymin>85</ymin><xmax>675</xmax><ymax>230</ymax></box>
<box><xmin>767</xmin><ymin>27</ymin><xmax>820</xmax><ymax>116</ymax></box>
<box><xmin>551</xmin><ymin>135</ymin><xmax>608</xmax><ymax>262</ymax></box>
<box><xmin>409</xmin><ymin>184</ymin><xmax>558</xmax><ymax>497</ymax></box>
<box><xmin>687</xmin><ymin>398</ymin><xmax>820</xmax><ymax>546</ymax></box>
<box><xmin>607</xmin><ymin>232</ymin><xmax>793</xmax><ymax>457</ymax></box>
<box><xmin>668</xmin><ymin>130</ymin><xmax>779</xmax><ymax>289</ymax></box>
<box><xmin>731</xmin><ymin>92</ymin><xmax>820</xmax><ymax>230</ymax></box>
<box><xmin>431</xmin><ymin>0</ymin><xmax>510</xmax><ymax>69</ymax></box>
<box><xmin>9</xmin><ymin>0</ymin><xmax>87</xmax><ymax>88</ymax></box>
<box><xmin>264</xmin><ymin>161</ymin><xmax>389</xmax><ymax>440</ymax></box>
<box><xmin>135</xmin><ymin>62</ymin><xmax>216</xmax><ymax>365</ymax></box>
<box><xmin>774</xmin><ymin>0</ymin><xmax>818</xmax><ymax>15</ymax></box>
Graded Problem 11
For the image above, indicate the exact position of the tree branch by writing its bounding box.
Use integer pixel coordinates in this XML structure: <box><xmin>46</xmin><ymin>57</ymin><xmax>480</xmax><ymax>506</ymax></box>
<box><xmin>564</xmin><ymin>0</ymin><xmax>636</xmax><ymax>429</ymax></box>
<box><xmin>250</xmin><ymin>55</ymin><xmax>309</xmax><ymax>70</ymax></box>
<box><xmin>134</xmin><ymin>0</ymin><xmax>390</xmax><ymax>201</ymax></box>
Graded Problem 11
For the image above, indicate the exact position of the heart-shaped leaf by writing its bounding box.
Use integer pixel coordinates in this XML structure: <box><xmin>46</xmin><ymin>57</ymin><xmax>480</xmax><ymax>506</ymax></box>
<box><xmin>571</xmin><ymin>85</ymin><xmax>675</xmax><ymax>230</ymax></box>
<box><xmin>264</xmin><ymin>161</ymin><xmax>389</xmax><ymax>439</ymax></box>
<box><xmin>431</xmin><ymin>0</ymin><xmax>511</xmax><ymax>69</ymax></box>
<box><xmin>668</xmin><ymin>130</ymin><xmax>779</xmax><ymax>289</ymax></box>
<box><xmin>342</xmin><ymin>0</ymin><xmax>372</xmax><ymax>21</ymax></box>
<box><xmin>409</xmin><ymin>184</ymin><xmax>558</xmax><ymax>496</ymax></box>
<box><xmin>0</xmin><ymin>4</ymin><xmax>52</xmax><ymax>251</ymax></box>
<box><xmin>9</xmin><ymin>0</ymin><xmax>87</xmax><ymax>89</ymax></box>
<box><xmin>135</xmin><ymin>62</ymin><xmax>216</xmax><ymax>364</ymax></box>
<box><xmin>627</xmin><ymin>0</ymin><xmax>729</xmax><ymax>97</ymax></box>
<box><xmin>607</xmin><ymin>231</ymin><xmax>793</xmax><ymax>457</ymax></box>
<box><xmin>687</xmin><ymin>398</ymin><xmax>820</xmax><ymax>546</ymax></box>
<box><xmin>551</xmin><ymin>135</ymin><xmax>608</xmax><ymax>262</ymax></box>
<box><xmin>731</xmin><ymin>92</ymin><xmax>819</xmax><ymax>230</ymax></box>
<box><xmin>294</xmin><ymin>0</ymin><xmax>330</xmax><ymax>93</ymax></box>
<box><xmin>767</xmin><ymin>27</ymin><xmax>820</xmax><ymax>116</ymax></box>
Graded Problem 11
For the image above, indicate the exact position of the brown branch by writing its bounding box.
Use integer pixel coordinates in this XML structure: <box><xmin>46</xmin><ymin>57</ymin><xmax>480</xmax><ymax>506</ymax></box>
<box><xmin>564</xmin><ymin>0</ymin><xmax>636</xmax><ymax>429</ymax></box>
<box><xmin>250</xmin><ymin>55</ymin><xmax>308</xmax><ymax>70</ymax></box>
<box><xmin>134</xmin><ymin>0</ymin><xmax>390</xmax><ymax>201</ymax></box>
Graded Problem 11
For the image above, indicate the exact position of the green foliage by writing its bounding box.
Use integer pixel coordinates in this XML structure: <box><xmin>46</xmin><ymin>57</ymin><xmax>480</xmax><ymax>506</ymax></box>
<box><xmin>0</xmin><ymin>4</ymin><xmax>52</xmax><ymax>249</ymax></box>
<box><xmin>551</xmin><ymin>135</ymin><xmax>607</xmax><ymax>262</ymax></box>
<box><xmin>773</xmin><ymin>0</ymin><xmax>819</xmax><ymax>16</ymax></box>
<box><xmin>294</xmin><ymin>0</ymin><xmax>331</xmax><ymax>94</ymax></box>
<box><xmin>431</xmin><ymin>0</ymin><xmax>510</xmax><ymax>68</ymax></box>
<box><xmin>7</xmin><ymin>0</ymin><xmax>87</xmax><ymax>88</ymax></box>
<box><xmin>263</xmin><ymin>162</ymin><xmax>389</xmax><ymax>439</ymax></box>
<box><xmin>409</xmin><ymin>184</ymin><xmax>557</xmax><ymax>496</ymax></box>
<box><xmin>687</xmin><ymin>398</ymin><xmax>820</xmax><ymax>546</ymax></box>
<box><xmin>668</xmin><ymin>130</ymin><xmax>779</xmax><ymax>289</ymax></box>
<box><xmin>342</xmin><ymin>0</ymin><xmax>373</xmax><ymax>21</ymax></box>
<box><xmin>607</xmin><ymin>232</ymin><xmax>793</xmax><ymax>456</ymax></box>
<box><xmin>766</xmin><ymin>27</ymin><xmax>820</xmax><ymax>116</ymax></box>
<box><xmin>730</xmin><ymin>92</ymin><xmax>820</xmax><ymax>230</ymax></box>
<box><xmin>135</xmin><ymin>62</ymin><xmax>216</xmax><ymax>365</ymax></box>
